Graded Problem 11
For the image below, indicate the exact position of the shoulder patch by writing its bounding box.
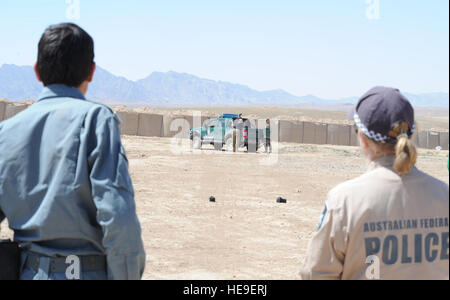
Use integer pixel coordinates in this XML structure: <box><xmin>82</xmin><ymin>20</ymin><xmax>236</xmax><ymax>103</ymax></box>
<box><xmin>317</xmin><ymin>205</ymin><xmax>328</xmax><ymax>230</ymax></box>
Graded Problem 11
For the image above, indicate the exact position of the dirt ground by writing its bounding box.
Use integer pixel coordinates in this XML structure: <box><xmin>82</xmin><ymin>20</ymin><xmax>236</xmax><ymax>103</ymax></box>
<box><xmin>1</xmin><ymin>136</ymin><xmax>449</xmax><ymax>280</ymax></box>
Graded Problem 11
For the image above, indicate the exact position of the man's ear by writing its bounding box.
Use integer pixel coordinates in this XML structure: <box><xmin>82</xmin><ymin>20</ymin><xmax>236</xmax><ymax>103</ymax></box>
<box><xmin>34</xmin><ymin>62</ymin><xmax>42</xmax><ymax>83</ymax></box>
<box><xmin>87</xmin><ymin>62</ymin><xmax>96</xmax><ymax>83</ymax></box>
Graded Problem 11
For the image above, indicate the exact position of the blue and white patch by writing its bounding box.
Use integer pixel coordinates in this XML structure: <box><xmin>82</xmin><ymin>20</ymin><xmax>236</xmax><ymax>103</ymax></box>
<box><xmin>317</xmin><ymin>205</ymin><xmax>328</xmax><ymax>230</ymax></box>
<box><xmin>354</xmin><ymin>113</ymin><xmax>416</xmax><ymax>144</ymax></box>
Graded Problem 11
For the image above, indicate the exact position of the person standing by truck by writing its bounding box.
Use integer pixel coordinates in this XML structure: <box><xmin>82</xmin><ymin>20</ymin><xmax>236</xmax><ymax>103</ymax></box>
<box><xmin>265</xmin><ymin>119</ymin><xmax>272</xmax><ymax>153</ymax></box>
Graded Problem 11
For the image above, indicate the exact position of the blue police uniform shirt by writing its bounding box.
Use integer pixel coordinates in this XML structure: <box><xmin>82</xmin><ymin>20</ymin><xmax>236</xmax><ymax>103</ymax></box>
<box><xmin>0</xmin><ymin>84</ymin><xmax>146</xmax><ymax>280</ymax></box>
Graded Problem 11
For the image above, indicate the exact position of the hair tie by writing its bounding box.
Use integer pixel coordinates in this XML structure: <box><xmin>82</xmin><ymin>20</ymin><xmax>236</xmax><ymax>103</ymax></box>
<box><xmin>397</xmin><ymin>133</ymin><xmax>409</xmax><ymax>140</ymax></box>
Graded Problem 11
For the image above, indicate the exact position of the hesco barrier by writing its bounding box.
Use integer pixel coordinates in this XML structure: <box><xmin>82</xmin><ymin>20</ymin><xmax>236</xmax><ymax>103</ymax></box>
<box><xmin>416</xmin><ymin>131</ymin><xmax>449</xmax><ymax>150</ymax></box>
<box><xmin>180</xmin><ymin>115</ymin><xmax>206</xmax><ymax>139</ymax></box>
<box><xmin>302</xmin><ymin>122</ymin><xmax>328</xmax><ymax>145</ymax></box>
<box><xmin>350</xmin><ymin>128</ymin><xmax>359</xmax><ymax>147</ymax></box>
<box><xmin>279</xmin><ymin>120</ymin><xmax>303</xmax><ymax>143</ymax></box>
<box><xmin>302</xmin><ymin>122</ymin><xmax>316</xmax><ymax>144</ymax></box>
<box><xmin>428</xmin><ymin>132</ymin><xmax>440</xmax><ymax>150</ymax></box>
<box><xmin>0</xmin><ymin>101</ymin><xmax>448</xmax><ymax>150</ymax></box>
<box><xmin>317</xmin><ymin>123</ymin><xmax>328</xmax><ymax>145</ymax></box>
<box><xmin>0</xmin><ymin>102</ymin><xmax>6</xmax><ymax>122</ymax></box>
<box><xmin>418</xmin><ymin>131</ymin><xmax>428</xmax><ymax>149</ymax></box>
<box><xmin>412</xmin><ymin>133</ymin><xmax>420</xmax><ymax>148</ymax></box>
<box><xmin>327</xmin><ymin>124</ymin><xmax>351</xmax><ymax>146</ymax></box>
<box><xmin>137</xmin><ymin>113</ymin><xmax>163</xmax><ymax>137</ymax></box>
<box><xmin>440</xmin><ymin>132</ymin><xmax>449</xmax><ymax>150</ymax></box>
<box><xmin>116</xmin><ymin>111</ymin><xmax>139</xmax><ymax>136</ymax></box>
<box><xmin>161</xmin><ymin>115</ymin><xmax>174</xmax><ymax>137</ymax></box>
<box><xmin>164</xmin><ymin>115</ymin><xmax>191</xmax><ymax>139</ymax></box>
<box><xmin>161</xmin><ymin>115</ymin><xmax>208</xmax><ymax>138</ymax></box>
<box><xmin>181</xmin><ymin>115</ymin><xmax>194</xmax><ymax>139</ymax></box>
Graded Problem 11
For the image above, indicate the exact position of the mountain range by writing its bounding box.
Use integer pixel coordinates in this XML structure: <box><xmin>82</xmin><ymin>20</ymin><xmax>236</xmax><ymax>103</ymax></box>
<box><xmin>0</xmin><ymin>64</ymin><xmax>448</xmax><ymax>108</ymax></box>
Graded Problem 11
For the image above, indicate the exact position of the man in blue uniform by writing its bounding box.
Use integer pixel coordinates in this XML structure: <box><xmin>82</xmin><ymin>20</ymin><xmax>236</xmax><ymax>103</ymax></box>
<box><xmin>0</xmin><ymin>23</ymin><xmax>146</xmax><ymax>280</ymax></box>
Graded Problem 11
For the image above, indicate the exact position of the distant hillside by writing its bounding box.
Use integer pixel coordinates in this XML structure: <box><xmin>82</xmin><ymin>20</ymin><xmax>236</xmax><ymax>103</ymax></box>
<box><xmin>0</xmin><ymin>64</ymin><xmax>448</xmax><ymax>108</ymax></box>
<box><xmin>0</xmin><ymin>64</ymin><xmax>42</xmax><ymax>100</ymax></box>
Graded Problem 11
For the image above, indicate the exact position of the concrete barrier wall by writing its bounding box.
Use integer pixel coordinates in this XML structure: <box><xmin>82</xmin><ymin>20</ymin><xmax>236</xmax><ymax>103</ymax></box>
<box><xmin>439</xmin><ymin>132</ymin><xmax>449</xmax><ymax>150</ymax></box>
<box><xmin>181</xmin><ymin>115</ymin><xmax>195</xmax><ymax>139</ymax></box>
<box><xmin>4</xmin><ymin>103</ymin><xmax>29</xmax><ymax>120</ymax></box>
<box><xmin>162</xmin><ymin>115</ymin><xmax>176</xmax><ymax>138</ymax></box>
<box><xmin>315</xmin><ymin>123</ymin><xmax>328</xmax><ymax>145</ymax></box>
<box><xmin>162</xmin><ymin>115</ymin><xmax>209</xmax><ymax>138</ymax></box>
<box><xmin>182</xmin><ymin>115</ymin><xmax>194</xmax><ymax>128</ymax></box>
<box><xmin>110</xmin><ymin>109</ymin><xmax>449</xmax><ymax>150</ymax></box>
<box><xmin>167</xmin><ymin>115</ymin><xmax>192</xmax><ymax>139</ymax></box>
<box><xmin>327</xmin><ymin>124</ymin><xmax>340</xmax><ymax>145</ymax></box>
<box><xmin>0</xmin><ymin>102</ymin><xmax>6</xmax><ymax>122</ymax></box>
<box><xmin>418</xmin><ymin>131</ymin><xmax>428</xmax><ymax>149</ymax></box>
<box><xmin>137</xmin><ymin>113</ymin><xmax>163</xmax><ymax>137</ymax></box>
<box><xmin>327</xmin><ymin>124</ymin><xmax>351</xmax><ymax>146</ymax></box>
<box><xmin>302</xmin><ymin>122</ymin><xmax>316</xmax><ymax>144</ymax></box>
<box><xmin>427</xmin><ymin>132</ymin><xmax>440</xmax><ymax>150</ymax></box>
<box><xmin>279</xmin><ymin>120</ymin><xmax>303</xmax><ymax>143</ymax></box>
<box><xmin>412</xmin><ymin>132</ymin><xmax>420</xmax><ymax>148</ymax></box>
<box><xmin>200</xmin><ymin>116</ymin><xmax>209</xmax><ymax>129</ymax></box>
<box><xmin>350</xmin><ymin>128</ymin><xmax>359</xmax><ymax>147</ymax></box>
<box><xmin>413</xmin><ymin>131</ymin><xmax>450</xmax><ymax>150</ymax></box>
<box><xmin>303</xmin><ymin>122</ymin><xmax>327</xmax><ymax>145</ymax></box>
<box><xmin>116</xmin><ymin>111</ymin><xmax>139</xmax><ymax>136</ymax></box>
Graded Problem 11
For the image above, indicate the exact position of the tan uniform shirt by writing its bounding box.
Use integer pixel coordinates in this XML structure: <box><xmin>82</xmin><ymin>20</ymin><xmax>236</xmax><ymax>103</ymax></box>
<box><xmin>300</xmin><ymin>155</ymin><xmax>449</xmax><ymax>280</ymax></box>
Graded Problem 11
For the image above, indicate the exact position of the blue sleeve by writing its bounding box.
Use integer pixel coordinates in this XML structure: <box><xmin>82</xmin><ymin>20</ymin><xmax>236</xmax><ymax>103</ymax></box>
<box><xmin>0</xmin><ymin>126</ymin><xmax>3</xmax><ymax>224</ymax></box>
<box><xmin>87</xmin><ymin>110</ymin><xmax>146</xmax><ymax>280</ymax></box>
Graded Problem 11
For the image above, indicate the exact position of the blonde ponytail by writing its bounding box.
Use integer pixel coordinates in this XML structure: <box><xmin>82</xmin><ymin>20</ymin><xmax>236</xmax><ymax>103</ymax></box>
<box><xmin>394</xmin><ymin>135</ymin><xmax>417</xmax><ymax>176</ymax></box>
<box><xmin>391</xmin><ymin>123</ymin><xmax>417</xmax><ymax>176</ymax></box>
<box><xmin>366</xmin><ymin>122</ymin><xmax>418</xmax><ymax>176</ymax></box>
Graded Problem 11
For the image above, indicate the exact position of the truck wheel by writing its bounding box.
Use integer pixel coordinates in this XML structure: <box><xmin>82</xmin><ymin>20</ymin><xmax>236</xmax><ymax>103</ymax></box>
<box><xmin>214</xmin><ymin>142</ymin><xmax>223</xmax><ymax>151</ymax></box>
<box><xmin>193</xmin><ymin>135</ymin><xmax>202</xmax><ymax>149</ymax></box>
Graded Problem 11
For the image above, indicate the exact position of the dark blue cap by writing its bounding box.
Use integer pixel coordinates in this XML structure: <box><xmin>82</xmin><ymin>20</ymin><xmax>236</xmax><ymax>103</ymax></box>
<box><xmin>352</xmin><ymin>86</ymin><xmax>415</xmax><ymax>144</ymax></box>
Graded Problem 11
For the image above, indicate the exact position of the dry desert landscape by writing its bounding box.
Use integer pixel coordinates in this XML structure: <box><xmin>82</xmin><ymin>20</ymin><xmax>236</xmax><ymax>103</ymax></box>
<box><xmin>1</xmin><ymin>133</ymin><xmax>448</xmax><ymax>280</ymax></box>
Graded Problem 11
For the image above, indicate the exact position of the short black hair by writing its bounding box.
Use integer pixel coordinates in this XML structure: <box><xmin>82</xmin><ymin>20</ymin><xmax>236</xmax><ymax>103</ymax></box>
<box><xmin>37</xmin><ymin>23</ymin><xmax>94</xmax><ymax>87</ymax></box>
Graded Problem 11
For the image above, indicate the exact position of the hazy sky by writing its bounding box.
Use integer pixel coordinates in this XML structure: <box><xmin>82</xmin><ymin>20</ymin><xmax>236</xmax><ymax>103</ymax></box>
<box><xmin>0</xmin><ymin>0</ymin><xmax>448</xmax><ymax>98</ymax></box>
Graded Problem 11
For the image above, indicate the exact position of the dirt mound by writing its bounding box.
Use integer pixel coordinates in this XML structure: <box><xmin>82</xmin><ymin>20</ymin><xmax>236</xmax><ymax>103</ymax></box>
<box><xmin>0</xmin><ymin>99</ymin><xmax>35</xmax><ymax>106</ymax></box>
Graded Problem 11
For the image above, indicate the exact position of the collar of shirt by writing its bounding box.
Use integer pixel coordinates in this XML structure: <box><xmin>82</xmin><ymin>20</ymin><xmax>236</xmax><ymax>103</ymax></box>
<box><xmin>37</xmin><ymin>84</ymin><xmax>86</xmax><ymax>102</ymax></box>
<box><xmin>368</xmin><ymin>154</ymin><xmax>396</xmax><ymax>172</ymax></box>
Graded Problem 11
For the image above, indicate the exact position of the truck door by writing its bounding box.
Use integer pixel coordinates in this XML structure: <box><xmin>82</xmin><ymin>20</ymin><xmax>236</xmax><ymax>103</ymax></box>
<box><xmin>214</xmin><ymin>119</ymin><xmax>226</xmax><ymax>143</ymax></box>
<box><xmin>204</xmin><ymin>119</ymin><xmax>216</xmax><ymax>142</ymax></box>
